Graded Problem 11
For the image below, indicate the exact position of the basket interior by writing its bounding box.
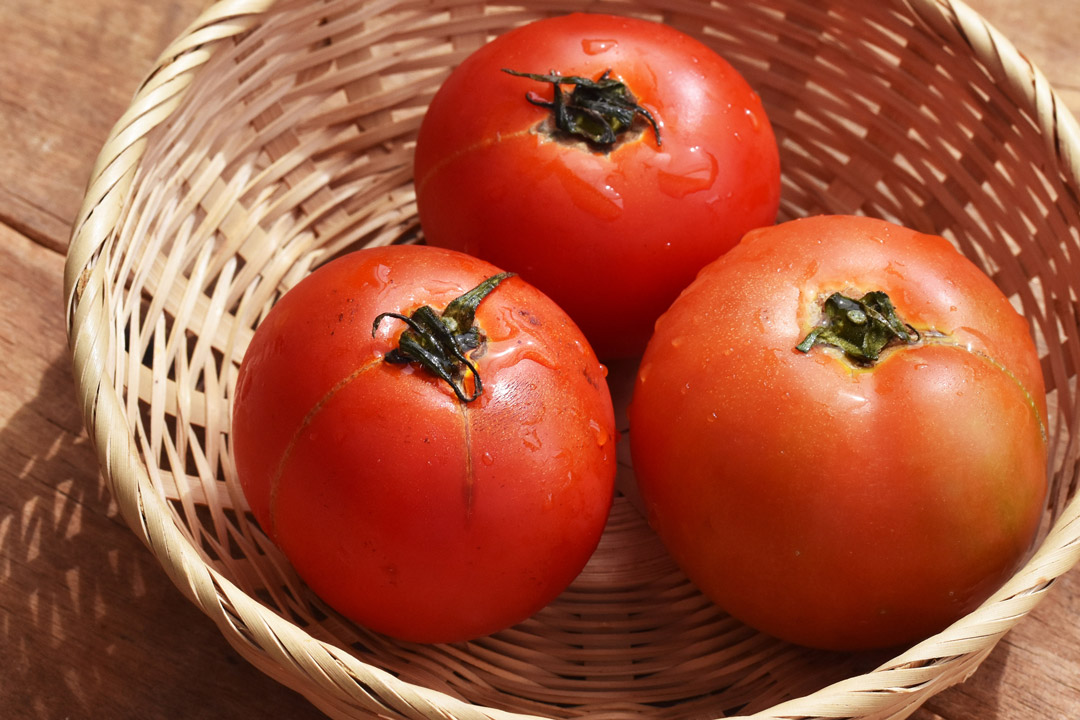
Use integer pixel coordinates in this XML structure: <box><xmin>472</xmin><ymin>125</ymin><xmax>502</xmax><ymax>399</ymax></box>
<box><xmin>96</xmin><ymin>0</ymin><xmax>1080</xmax><ymax>717</ymax></box>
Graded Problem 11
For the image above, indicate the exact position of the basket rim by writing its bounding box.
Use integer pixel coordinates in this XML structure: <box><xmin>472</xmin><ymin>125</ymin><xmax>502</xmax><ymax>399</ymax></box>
<box><xmin>63</xmin><ymin>0</ymin><xmax>1080</xmax><ymax>718</ymax></box>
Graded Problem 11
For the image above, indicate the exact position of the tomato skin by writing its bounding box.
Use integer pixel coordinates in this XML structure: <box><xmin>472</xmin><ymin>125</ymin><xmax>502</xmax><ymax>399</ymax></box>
<box><xmin>629</xmin><ymin>215</ymin><xmax>1048</xmax><ymax>651</ymax></box>
<box><xmin>414</xmin><ymin>13</ymin><xmax>781</xmax><ymax>359</ymax></box>
<box><xmin>232</xmin><ymin>245</ymin><xmax>616</xmax><ymax>643</ymax></box>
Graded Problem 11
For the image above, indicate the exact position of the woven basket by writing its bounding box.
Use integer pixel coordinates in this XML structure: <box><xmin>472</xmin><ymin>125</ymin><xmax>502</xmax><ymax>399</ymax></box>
<box><xmin>64</xmin><ymin>0</ymin><xmax>1080</xmax><ymax>718</ymax></box>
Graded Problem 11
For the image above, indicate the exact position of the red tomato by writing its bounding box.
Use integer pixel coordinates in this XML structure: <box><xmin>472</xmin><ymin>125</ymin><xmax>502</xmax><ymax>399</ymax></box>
<box><xmin>232</xmin><ymin>245</ymin><xmax>616</xmax><ymax>643</ymax></box>
<box><xmin>414</xmin><ymin>13</ymin><xmax>781</xmax><ymax>359</ymax></box>
<box><xmin>629</xmin><ymin>215</ymin><xmax>1048</xmax><ymax>651</ymax></box>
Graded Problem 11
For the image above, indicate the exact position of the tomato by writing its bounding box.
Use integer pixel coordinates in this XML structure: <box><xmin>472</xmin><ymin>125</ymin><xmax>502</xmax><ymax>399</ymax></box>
<box><xmin>629</xmin><ymin>215</ymin><xmax>1048</xmax><ymax>651</ymax></box>
<box><xmin>231</xmin><ymin>244</ymin><xmax>616</xmax><ymax>643</ymax></box>
<box><xmin>414</xmin><ymin>13</ymin><xmax>781</xmax><ymax>359</ymax></box>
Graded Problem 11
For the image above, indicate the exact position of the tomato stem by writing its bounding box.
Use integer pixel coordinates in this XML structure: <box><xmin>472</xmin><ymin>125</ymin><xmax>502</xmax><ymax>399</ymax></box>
<box><xmin>796</xmin><ymin>291</ymin><xmax>919</xmax><ymax>363</ymax></box>
<box><xmin>503</xmin><ymin>68</ymin><xmax>662</xmax><ymax>148</ymax></box>
<box><xmin>372</xmin><ymin>272</ymin><xmax>515</xmax><ymax>402</ymax></box>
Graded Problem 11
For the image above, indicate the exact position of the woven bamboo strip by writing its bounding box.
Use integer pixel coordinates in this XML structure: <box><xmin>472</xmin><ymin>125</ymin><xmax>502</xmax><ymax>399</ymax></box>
<box><xmin>65</xmin><ymin>0</ymin><xmax>1080</xmax><ymax>718</ymax></box>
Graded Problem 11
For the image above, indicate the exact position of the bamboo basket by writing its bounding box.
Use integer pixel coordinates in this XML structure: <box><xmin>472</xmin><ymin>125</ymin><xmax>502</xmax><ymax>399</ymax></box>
<box><xmin>64</xmin><ymin>0</ymin><xmax>1080</xmax><ymax>718</ymax></box>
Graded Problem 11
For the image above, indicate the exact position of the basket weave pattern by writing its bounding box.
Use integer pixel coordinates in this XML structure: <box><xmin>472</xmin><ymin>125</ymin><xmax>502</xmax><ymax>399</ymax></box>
<box><xmin>65</xmin><ymin>0</ymin><xmax>1080</xmax><ymax>718</ymax></box>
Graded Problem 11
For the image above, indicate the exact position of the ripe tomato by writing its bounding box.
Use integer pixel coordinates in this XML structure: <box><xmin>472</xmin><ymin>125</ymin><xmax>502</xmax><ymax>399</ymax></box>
<box><xmin>629</xmin><ymin>215</ymin><xmax>1048</xmax><ymax>651</ymax></box>
<box><xmin>231</xmin><ymin>245</ymin><xmax>616</xmax><ymax>643</ymax></box>
<box><xmin>414</xmin><ymin>13</ymin><xmax>781</xmax><ymax>359</ymax></box>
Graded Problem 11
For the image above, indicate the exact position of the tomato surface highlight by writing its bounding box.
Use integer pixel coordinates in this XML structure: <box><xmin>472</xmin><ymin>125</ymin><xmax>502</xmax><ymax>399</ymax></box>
<box><xmin>232</xmin><ymin>245</ymin><xmax>617</xmax><ymax>643</ymax></box>
<box><xmin>629</xmin><ymin>215</ymin><xmax>1048</xmax><ymax>651</ymax></box>
<box><xmin>414</xmin><ymin>13</ymin><xmax>781</xmax><ymax>359</ymax></box>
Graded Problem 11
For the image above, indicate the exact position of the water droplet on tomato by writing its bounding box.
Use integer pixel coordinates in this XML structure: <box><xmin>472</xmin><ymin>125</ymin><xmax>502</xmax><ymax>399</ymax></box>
<box><xmin>548</xmin><ymin>154</ymin><xmax>624</xmax><ymax>220</ymax></box>
<box><xmin>654</xmin><ymin>146</ymin><xmax>719</xmax><ymax>198</ymax></box>
<box><xmin>836</xmin><ymin>388</ymin><xmax>869</xmax><ymax>410</ymax></box>
<box><xmin>581</xmin><ymin>37</ymin><xmax>618</xmax><ymax>55</ymax></box>
<box><xmin>522</xmin><ymin>427</ymin><xmax>542</xmax><ymax>451</ymax></box>
<box><xmin>589</xmin><ymin>419</ymin><xmax>610</xmax><ymax>446</ymax></box>
<box><xmin>484</xmin><ymin>306</ymin><xmax>559</xmax><ymax>370</ymax></box>
<box><xmin>481</xmin><ymin>451</ymin><xmax>495</xmax><ymax>466</ymax></box>
<box><xmin>745</xmin><ymin>107</ymin><xmax>761</xmax><ymax>131</ymax></box>
<box><xmin>884</xmin><ymin>261</ymin><xmax>906</xmax><ymax>278</ymax></box>
<box><xmin>363</xmin><ymin>263</ymin><xmax>393</xmax><ymax>294</ymax></box>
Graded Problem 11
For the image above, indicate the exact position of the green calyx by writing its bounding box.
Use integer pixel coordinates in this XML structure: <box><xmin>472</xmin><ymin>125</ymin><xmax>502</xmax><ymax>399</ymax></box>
<box><xmin>796</xmin><ymin>291</ymin><xmax>919</xmax><ymax>364</ymax></box>
<box><xmin>372</xmin><ymin>272</ymin><xmax>515</xmax><ymax>402</ymax></box>
<box><xmin>503</xmin><ymin>68</ymin><xmax>662</xmax><ymax>148</ymax></box>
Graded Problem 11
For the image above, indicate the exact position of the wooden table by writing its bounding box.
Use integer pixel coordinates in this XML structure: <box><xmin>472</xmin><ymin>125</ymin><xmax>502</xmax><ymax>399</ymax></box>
<box><xmin>2</xmin><ymin>0</ymin><xmax>1077</xmax><ymax>717</ymax></box>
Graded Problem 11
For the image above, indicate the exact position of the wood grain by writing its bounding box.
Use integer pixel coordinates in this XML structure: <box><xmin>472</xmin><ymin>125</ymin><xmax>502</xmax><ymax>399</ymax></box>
<box><xmin>0</xmin><ymin>0</ymin><xmax>324</xmax><ymax>716</ymax></box>
<box><xmin>0</xmin><ymin>0</ymin><xmax>1077</xmax><ymax>718</ymax></box>
<box><xmin>0</xmin><ymin>0</ymin><xmax>199</xmax><ymax>251</ymax></box>
<box><xmin>0</xmin><ymin>219</ymin><xmax>325</xmax><ymax>718</ymax></box>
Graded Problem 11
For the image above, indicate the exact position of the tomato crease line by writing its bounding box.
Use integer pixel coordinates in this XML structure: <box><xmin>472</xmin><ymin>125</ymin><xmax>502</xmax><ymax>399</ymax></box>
<box><xmin>267</xmin><ymin>356</ymin><xmax>385</xmax><ymax>537</ymax></box>
<box><xmin>459</xmin><ymin>400</ymin><xmax>475</xmax><ymax>521</ymax></box>
<box><xmin>415</xmin><ymin>128</ymin><xmax>535</xmax><ymax>199</ymax></box>
<box><xmin>922</xmin><ymin>335</ymin><xmax>1048</xmax><ymax>444</ymax></box>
